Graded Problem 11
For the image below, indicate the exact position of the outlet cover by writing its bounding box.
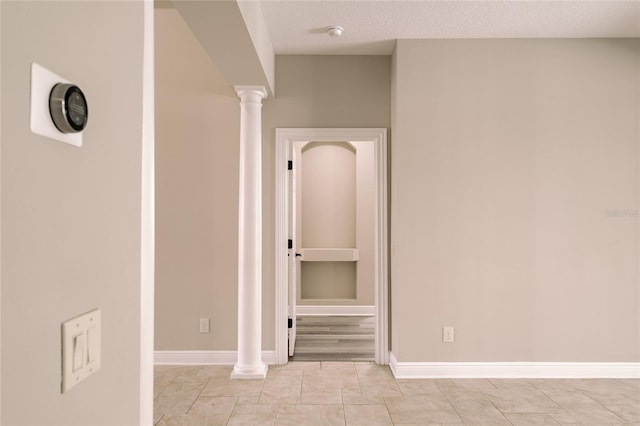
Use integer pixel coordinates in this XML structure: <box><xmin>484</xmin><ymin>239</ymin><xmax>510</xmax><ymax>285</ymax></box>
<box><xmin>443</xmin><ymin>326</ymin><xmax>454</xmax><ymax>343</ymax></box>
<box><xmin>199</xmin><ymin>318</ymin><xmax>210</xmax><ymax>333</ymax></box>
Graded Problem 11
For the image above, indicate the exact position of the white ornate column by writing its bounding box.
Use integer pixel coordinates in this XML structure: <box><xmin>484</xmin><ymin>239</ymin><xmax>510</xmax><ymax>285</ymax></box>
<box><xmin>232</xmin><ymin>86</ymin><xmax>268</xmax><ymax>379</ymax></box>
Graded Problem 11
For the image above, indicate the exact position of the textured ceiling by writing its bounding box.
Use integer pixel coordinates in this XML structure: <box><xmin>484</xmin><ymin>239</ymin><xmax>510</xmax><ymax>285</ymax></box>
<box><xmin>259</xmin><ymin>0</ymin><xmax>640</xmax><ymax>55</ymax></box>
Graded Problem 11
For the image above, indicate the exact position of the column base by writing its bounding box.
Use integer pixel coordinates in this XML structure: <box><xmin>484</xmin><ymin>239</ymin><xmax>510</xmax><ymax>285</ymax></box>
<box><xmin>231</xmin><ymin>362</ymin><xmax>268</xmax><ymax>380</ymax></box>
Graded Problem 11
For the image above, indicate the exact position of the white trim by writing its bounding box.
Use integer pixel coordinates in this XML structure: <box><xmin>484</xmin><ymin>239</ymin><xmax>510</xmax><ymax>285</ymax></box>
<box><xmin>373</xmin><ymin>129</ymin><xmax>389</xmax><ymax>365</ymax></box>
<box><xmin>155</xmin><ymin>351</ymin><xmax>277</xmax><ymax>366</ymax></box>
<box><xmin>296</xmin><ymin>305</ymin><xmax>375</xmax><ymax>316</ymax></box>
<box><xmin>261</xmin><ymin>350</ymin><xmax>277</xmax><ymax>365</ymax></box>
<box><xmin>275</xmin><ymin>128</ymin><xmax>389</xmax><ymax>365</ymax></box>
<box><xmin>274</xmin><ymin>132</ymin><xmax>288</xmax><ymax>364</ymax></box>
<box><xmin>139</xmin><ymin>1</ymin><xmax>155</xmax><ymax>425</ymax></box>
<box><xmin>389</xmin><ymin>353</ymin><xmax>640</xmax><ymax>379</ymax></box>
<box><xmin>0</xmin><ymin>1</ymin><xmax>3</xmax><ymax>418</ymax></box>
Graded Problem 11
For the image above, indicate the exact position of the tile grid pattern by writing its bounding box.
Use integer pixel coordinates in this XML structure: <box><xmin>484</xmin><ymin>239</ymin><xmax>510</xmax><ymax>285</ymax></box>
<box><xmin>154</xmin><ymin>362</ymin><xmax>640</xmax><ymax>425</ymax></box>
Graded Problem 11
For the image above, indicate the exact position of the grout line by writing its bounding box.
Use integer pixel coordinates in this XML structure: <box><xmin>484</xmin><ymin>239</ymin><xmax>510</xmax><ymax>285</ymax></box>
<box><xmin>184</xmin><ymin>366</ymin><xmax>212</xmax><ymax>415</ymax></box>
<box><xmin>480</xmin><ymin>390</ymin><xmax>515</xmax><ymax>425</ymax></box>
<box><xmin>381</xmin><ymin>394</ymin><xmax>394</xmax><ymax>425</ymax></box>
<box><xmin>544</xmin><ymin>387</ymin><xmax>628</xmax><ymax>423</ymax></box>
<box><xmin>224</xmin><ymin>396</ymin><xmax>239</xmax><ymax>426</ymax></box>
<box><xmin>436</xmin><ymin>377</ymin><xmax>468</xmax><ymax>425</ymax></box>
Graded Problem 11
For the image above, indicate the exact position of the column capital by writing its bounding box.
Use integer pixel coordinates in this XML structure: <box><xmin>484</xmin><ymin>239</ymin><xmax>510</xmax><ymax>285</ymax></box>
<box><xmin>234</xmin><ymin>85</ymin><xmax>268</xmax><ymax>101</ymax></box>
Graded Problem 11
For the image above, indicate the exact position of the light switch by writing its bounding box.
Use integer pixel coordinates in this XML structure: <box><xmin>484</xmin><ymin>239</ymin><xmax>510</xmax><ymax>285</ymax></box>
<box><xmin>87</xmin><ymin>326</ymin><xmax>98</xmax><ymax>364</ymax></box>
<box><xmin>73</xmin><ymin>333</ymin><xmax>86</xmax><ymax>372</ymax></box>
<box><xmin>62</xmin><ymin>309</ymin><xmax>101</xmax><ymax>393</ymax></box>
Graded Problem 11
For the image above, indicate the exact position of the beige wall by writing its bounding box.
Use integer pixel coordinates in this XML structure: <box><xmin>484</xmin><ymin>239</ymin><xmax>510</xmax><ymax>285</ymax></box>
<box><xmin>155</xmin><ymin>8</ymin><xmax>240</xmax><ymax>351</ymax></box>
<box><xmin>391</xmin><ymin>39</ymin><xmax>639</xmax><ymax>362</ymax></box>
<box><xmin>1</xmin><ymin>1</ymin><xmax>144</xmax><ymax>424</ymax></box>
<box><xmin>236</xmin><ymin>0</ymin><xmax>275</xmax><ymax>94</ymax></box>
<box><xmin>154</xmin><ymin>51</ymin><xmax>390</xmax><ymax>351</ymax></box>
<box><xmin>262</xmin><ymin>55</ymin><xmax>391</xmax><ymax>347</ymax></box>
<box><xmin>301</xmin><ymin>143</ymin><xmax>357</xmax><ymax>249</ymax></box>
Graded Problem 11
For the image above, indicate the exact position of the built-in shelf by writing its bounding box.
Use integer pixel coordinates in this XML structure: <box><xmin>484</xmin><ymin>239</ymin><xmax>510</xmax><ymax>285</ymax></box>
<box><xmin>299</xmin><ymin>248</ymin><xmax>359</xmax><ymax>262</ymax></box>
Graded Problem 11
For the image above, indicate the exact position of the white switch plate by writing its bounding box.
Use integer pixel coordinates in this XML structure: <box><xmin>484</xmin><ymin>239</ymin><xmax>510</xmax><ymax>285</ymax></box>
<box><xmin>61</xmin><ymin>309</ymin><xmax>101</xmax><ymax>393</ymax></box>
<box><xmin>200</xmin><ymin>318</ymin><xmax>210</xmax><ymax>333</ymax></box>
<box><xmin>30</xmin><ymin>63</ymin><xmax>83</xmax><ymax>147</ymax></box>
<box><xmin>443</xmin><ymin>326</ymin><xmax>454</xmax><ymax>343</ymax></box>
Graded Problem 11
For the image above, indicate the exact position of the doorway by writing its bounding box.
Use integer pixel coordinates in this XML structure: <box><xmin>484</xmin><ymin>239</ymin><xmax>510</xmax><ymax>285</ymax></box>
<box><xmin>292</xmin><ymin>141</ymin><xmax>373</xmax><ymax>361</ymax></box>
<box><xmin>274</xmin><ymin>128</ymin><xmax>388</xmax><ymax>365</ymax></box>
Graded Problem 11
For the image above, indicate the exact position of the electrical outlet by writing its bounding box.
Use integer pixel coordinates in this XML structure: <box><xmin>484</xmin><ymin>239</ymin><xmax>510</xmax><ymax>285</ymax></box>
<box><xmin>199</xmin><ymin>318</ymin><xmax>210</xmax><ymax>333</ymax></box>
<box><xmin>443</xmin><ymin>326</ymin><xmax>454</xmax><ymax>343</ymax></box>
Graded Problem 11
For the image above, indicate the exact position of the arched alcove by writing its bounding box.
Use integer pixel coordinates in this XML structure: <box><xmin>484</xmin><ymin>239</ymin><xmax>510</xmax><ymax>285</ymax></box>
<box><xmin>300</xmin><ymin>142</ymin><xmax>357</xmax><ymax>299</ymax></box>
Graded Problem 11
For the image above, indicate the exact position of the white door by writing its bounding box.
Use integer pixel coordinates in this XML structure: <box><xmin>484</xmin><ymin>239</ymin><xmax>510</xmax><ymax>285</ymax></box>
<box><xmin>288</xmin><ymin>148</ymin><xmax>298</xmax><ymax>357</ymax></box>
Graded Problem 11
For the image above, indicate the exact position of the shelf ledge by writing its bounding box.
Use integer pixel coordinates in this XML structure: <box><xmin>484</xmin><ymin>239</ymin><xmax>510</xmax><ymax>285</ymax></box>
<box><xmin>299</xmin><ymin>248</ymin><xmax>359</xmax><ymax>262</ymax></box>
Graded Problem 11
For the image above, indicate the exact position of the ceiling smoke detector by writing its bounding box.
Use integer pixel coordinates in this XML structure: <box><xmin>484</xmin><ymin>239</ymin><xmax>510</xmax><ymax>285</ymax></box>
<box><xmin>327</xmin><ymin>26</ymin><xmax>343</xmax><ymax>37</ymax></box>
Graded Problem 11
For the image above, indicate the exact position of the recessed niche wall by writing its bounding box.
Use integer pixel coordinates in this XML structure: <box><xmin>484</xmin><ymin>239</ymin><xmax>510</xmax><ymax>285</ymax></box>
<box><xmin>301</xmin><ymin>262</ymin><xmax>357</xmax><ymax>300</ymax></box>
<box><xmin>301</xmin><ymin>142</ymin><xmax>356</xmax><ymax>249</ymax></box>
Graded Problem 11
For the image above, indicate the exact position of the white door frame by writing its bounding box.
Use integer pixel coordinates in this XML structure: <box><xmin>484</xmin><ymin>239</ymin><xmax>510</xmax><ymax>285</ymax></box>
<box><xmin>274</xmin><ymin>128</ymin><xmax>389</xmax><ymax>365</ymax></box>
<box><xmin>140</xmin><ymin>0</ymin><xmax>155</xmax><ymax>423</ymax></box>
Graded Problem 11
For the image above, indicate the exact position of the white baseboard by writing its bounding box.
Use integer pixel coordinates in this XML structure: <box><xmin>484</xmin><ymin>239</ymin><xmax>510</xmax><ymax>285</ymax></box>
<box><xmin>389</xmin><ymin>353</ymin><xmax>640</xmax><ymax>379</ymax></box>
<box><xmin>295</xmin><ymin>305</ymin><xmax>375</xmax><ymax>316</ymax></box>
<box><xmin>155</xmin><ymin>351</ymin><xmax>277</xmax><ymax>365</ymax></box>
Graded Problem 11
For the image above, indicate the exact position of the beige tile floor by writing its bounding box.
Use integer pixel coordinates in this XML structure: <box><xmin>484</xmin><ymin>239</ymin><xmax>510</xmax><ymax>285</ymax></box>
<box><xmin>154</xmin><ymin>362</ymin><xmax>640</xmax><ymax>425</ymax></box>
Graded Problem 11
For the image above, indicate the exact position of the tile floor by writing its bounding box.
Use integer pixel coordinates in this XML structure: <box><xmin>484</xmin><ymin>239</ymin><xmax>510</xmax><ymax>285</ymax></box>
<box><xmin>154</xmin><ymin>362</ymin><xmax>640</xmax><ymax>425</ymax></box>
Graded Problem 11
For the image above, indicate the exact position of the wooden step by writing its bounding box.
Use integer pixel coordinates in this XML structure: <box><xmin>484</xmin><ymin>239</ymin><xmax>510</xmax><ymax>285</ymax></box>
<box><xmin>290</xmin><ymin>315</ymin><xmax>375</xmax><ymax>362</ymax></box>
<box><xmin>296</xmin><ymin>334</ymin><xmax>374</xmax><ymax>341</ymax></box>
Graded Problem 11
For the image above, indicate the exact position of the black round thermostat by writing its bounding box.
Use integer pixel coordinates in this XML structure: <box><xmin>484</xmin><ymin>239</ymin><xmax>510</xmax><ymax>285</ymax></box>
<box><xmin>49</xmin><ymin>83</ymin><xmax>88</xmax><ymax>133</ymax></box>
